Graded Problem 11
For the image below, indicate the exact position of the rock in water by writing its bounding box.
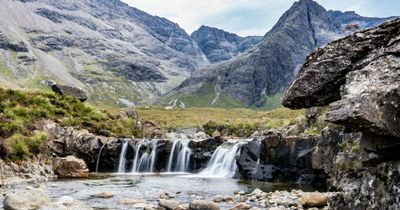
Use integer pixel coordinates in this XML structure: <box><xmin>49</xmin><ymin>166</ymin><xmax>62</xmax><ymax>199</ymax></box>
<box><xmin>3</xmin><ymin>187</ymin><xmax>50</xmax><ymax>210</ymax></box>
<box><xmin>91</xmin><ymin>192</ymin><xmax>113</xmax><ymax>199</ymax></box>
<box><xmin>158</xmin><ymin>199</ymin><xmax>180</xmax><ymax>210</ymax></box>
<box><xmin>300</xmin><ymin>193</ymin><xmax>328</xmax><ymax>207</ymax></box>
<box><xmin>39</xmin><ymin>196</ymin><xmax>93</xmax><ymax>210</ymax></box>
<box><xmin>52</xmin><ymin>156</ymin><xmax>89</xmax><ymax>178</ymax></box>
<box><xmin>189</xmin><ymin>200</ymin><xmax>220</xmax><ymax>210</ymax></box>
<box><xmin>283</xmin><ymin>18</ymin><xmax>400</xmax><ymax>139</ymax></box>
<box><xmin>51</xmin><ymin>83</ymin><xmax>88</xmax><ymax>102</ymax></box>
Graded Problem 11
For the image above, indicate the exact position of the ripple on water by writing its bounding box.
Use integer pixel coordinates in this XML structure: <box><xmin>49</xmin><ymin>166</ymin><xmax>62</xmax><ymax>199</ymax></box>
<box><xmin>44</xmin><ymin>173</ymin><xmax>322</xmax><ymax>210</ymax></box>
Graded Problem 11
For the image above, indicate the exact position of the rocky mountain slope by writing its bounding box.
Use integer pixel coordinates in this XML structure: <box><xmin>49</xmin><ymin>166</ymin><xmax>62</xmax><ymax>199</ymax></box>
<box><xmin>191</xmin><ymin>26</ymin><xmax>262</xmax><ymax>63</ymax></box>
<box><xmin>328</xmin><ymin>10</ymin><xmax>396</xmax><ymax>30</ymax></box>
<box><xmin>168</xmin><ymin>0</ymin><xmax>396</xmax><ymax>108</ymax></box>
<box><xmin>283</xmin><ymin>18</ymin><xmax>400</xmax><ymax>209</ymax></box>
<box><xmin>0</xmin><ymin>0</ymin><xmax>208</xmax><ymax>106</ymax></box>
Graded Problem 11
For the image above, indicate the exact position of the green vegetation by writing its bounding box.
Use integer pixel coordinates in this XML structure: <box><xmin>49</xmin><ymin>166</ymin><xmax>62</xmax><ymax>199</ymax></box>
<box><xmin>0</xmin><ymin>87</ymin><xmax>140</xmax><ymax>159</ymax></box>
<box><xmin>4</xmin><ymin>132</ymin><xmax>48</xmax><ymax>161</ymax></box>
<box><xmin>135</xmin><ymin>107</ymin><xmax>305</xmax><ymax>136</ymax></box>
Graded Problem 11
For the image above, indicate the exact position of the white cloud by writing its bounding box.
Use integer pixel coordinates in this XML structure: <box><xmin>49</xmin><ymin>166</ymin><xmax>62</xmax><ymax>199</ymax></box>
<box><xmin>121</xmin><ymin>0</ymin><xmax>399</xmax><ymax>36</ymax></box>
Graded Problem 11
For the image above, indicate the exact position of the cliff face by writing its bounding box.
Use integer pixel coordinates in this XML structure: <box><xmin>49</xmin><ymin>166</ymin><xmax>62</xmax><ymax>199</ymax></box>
<box><xmin>283</xmin><ymin>18</ymin><xmax>400</xmax><ymax>209</ymax></box>
<box><xmin>169</xmin><ymin>0</ymin><xmax>343</xmax><ymax>107</ymax></box>
<box><xmin>191</xmin><ymin>26</ymin><xmax>262</xmax><ymax>63</ymax></box>
<box><xmin>0</xmin><ymin>0</ymin><xmax>208</xmax><ymax>106</ymax></box>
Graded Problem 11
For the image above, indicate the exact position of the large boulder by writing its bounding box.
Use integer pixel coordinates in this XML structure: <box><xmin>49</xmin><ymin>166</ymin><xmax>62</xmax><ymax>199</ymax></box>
<box><xmin>52</xmin><ymin>156</ymin><xmax>89</xmax><ymax>178</ymax></box>
<box><xmin>3</xmin><ymin>187</ymin><xmax>50</xmax><ymax>210</ymax></box>
<box><xmin>51</xmin><ymin>83</ymin><xmax>88</xmax><ymax>102</ymax></box>
<box><xmin>283</xmin><ymin>18</ymin><xmax>400</xmax><ymax>139</ymax></box>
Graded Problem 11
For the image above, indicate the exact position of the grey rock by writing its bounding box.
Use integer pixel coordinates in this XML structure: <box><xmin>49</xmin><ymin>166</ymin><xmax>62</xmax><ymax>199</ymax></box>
<box><xmin>51</xmin><ymin>83</ymin><xmax>88</xmax><ymax>102</ymax></box>
<box><xmin>283</xmin><ymin>18</ymin><xmax>400</xmax><ymax>138</ymax></box>
<box><xmin>3</xmin><ymin>187</ymin><xmax>50</xmax><ymax>210</ymax></box>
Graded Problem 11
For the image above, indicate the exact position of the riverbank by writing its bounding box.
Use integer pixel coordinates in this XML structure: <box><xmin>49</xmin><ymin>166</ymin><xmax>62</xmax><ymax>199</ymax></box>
<box><xmin>1</xmin><ymin>173</ymin><xmax>332</xmax><ymax>210</ymax></box>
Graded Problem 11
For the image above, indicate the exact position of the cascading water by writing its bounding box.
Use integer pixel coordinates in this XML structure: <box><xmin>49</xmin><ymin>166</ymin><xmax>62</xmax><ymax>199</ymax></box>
<box><xmin>166</xmin><ymin>139</ymin><xmax>192</xmax><ymax>173</ymax></box>
<box><xmin>197</xmin><ymin>141</ymin><xmax>245</xmax><ymax>178</ymax></box>
<box><xmin>131</xmin><ymin>140</ymin><xmax>159</xmax><ymax>173</ymax></box>
<box><xmin>117</xmin><ymin>140</ymin><xmax>129</xmax><ymax>173</ymax></box>
<box><xmin>95</xmin><ymin>144</ymin><xmax>106</xmax><ymax>173</ymax></box>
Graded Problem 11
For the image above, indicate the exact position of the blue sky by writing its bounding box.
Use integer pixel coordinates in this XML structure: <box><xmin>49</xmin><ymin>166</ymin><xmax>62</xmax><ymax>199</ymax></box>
<box><xmin>121</xmin><ymin>0</ymin><xmax>400</xmax><ymax>36</ymax></box>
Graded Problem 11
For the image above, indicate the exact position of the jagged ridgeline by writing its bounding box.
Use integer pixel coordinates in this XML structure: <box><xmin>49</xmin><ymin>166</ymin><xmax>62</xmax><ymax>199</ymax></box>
<box><xmin>0</xmin><ymin>0</ymin><xmax>395</xmax><ymax>108</ymax></box>
<box><xmin>167</xmin><ymin>0</ymin><xmax>395</xmax><ymax>108</ymax></box>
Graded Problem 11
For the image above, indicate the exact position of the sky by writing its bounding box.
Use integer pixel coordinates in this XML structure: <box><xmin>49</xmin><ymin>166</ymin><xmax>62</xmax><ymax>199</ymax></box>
<box><xmin>121</xmin><ymin>0</ymin><xmax>400</xmax><ymax>37</ymax></box>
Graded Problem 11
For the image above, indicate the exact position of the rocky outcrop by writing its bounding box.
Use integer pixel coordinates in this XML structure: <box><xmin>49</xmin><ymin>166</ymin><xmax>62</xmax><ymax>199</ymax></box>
<box><xmin>52</xmin><ymin>156</ymin><xmax>89</xmax><ymax>178</ymax></box>
<box><xmin>40</xmin><ymin>196</ymin><xmax>93</xmax><ymax>210</ymax></box>
<box><xmin>0</xmin><ymin>159</ymin><xmax>54</xmax><ymax>191</ymax></box>
<box><xmin>51</xmin><ymin>83</ymin><xmax>88</xmax><ymax>102</ymax></box>
<box><xmin>283</xmin><ymin>18</ymin><xmax>400</xmax><ymax>209</ymax></box>
<box><xmin>236</xmin><ymin>131</ymin><xmax>342</xmax><ymax>183</ymax></box>
<box><xmin>283</xmin><ymin>18</ymin><xmax>400</xmax><ymax>138</ymax></box>
<box><xmin>189</xmin><ymin>137</ymin><xmax>224</xmax><ymax>172</ymax></box>
<box><xmin>191</xmin><ymin>26</ymin><xmax>262</xmax><ymax>63</ymax></box>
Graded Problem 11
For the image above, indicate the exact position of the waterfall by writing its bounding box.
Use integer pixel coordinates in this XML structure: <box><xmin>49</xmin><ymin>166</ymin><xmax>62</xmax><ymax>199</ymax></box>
<box><xmin>95</xmin><ymin>144</ymin><xmax>106</xmax><ymax>173</ymax></box>
<box><xmin>117</xmin><ymin>140</ymin><xmax>129</xmax><ymax>173</ymax></box>
<box><xmin>166</xmin><ymin>139</ymin><xmax>192</xmax><ymax>173</ymax></box>
<box><xmin>131</xmin><ymin>140</ymin><xmax>159</xmax><ymax>173</ymax></box>
<box><xmin>198</xmin><ymin>141</ymin><xmax>244</xmax><ymax>178</ymax></box>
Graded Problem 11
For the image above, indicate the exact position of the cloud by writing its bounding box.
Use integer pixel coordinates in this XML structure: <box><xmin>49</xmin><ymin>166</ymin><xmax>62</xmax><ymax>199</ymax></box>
<box><xmin>121</xmin><ymin>0</ymin><xmax>400</xmax><ymax>36</ymax></box>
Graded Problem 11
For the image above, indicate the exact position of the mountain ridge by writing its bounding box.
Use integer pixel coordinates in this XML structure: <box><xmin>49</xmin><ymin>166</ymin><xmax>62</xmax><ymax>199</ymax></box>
<box><xmin>167</xmin><ymin>0</ymin><xmax>397</xmax><ymax>108</ymax></box>
<box><xmin>191</xmin><ymin>25</ymin><xmax>262</xmax><ymax>63</ymax></box>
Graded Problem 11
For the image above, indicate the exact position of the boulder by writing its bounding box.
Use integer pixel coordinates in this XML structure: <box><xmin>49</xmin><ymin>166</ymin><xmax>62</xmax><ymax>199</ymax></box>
<box><xmin>300</xmin><ymin>193</ymin><xmax>328</xmax><ymax>207</ymax></box>
<box><xmin>230</xmin><ymin>203</ymin><xmax>251</xmax><ymax>210</ymax></box>
<box><xmin>283</xmin><ymin>18</ymin><xmax>400</xmax><ymax>139</ymax></box>
<box><xmin>51</xmin><ymin>83</ymin><xmax>87</xmax><ymax>102</ymax></box>
<box><xmin>3</xmin><ymin>187</ymin><xmax>50</xmax><ymax>210</ymax></box>
<box><xmin>189</xmin><ymin>200</ymin><xmax>220</xmax><ymax>210</ymax></box>
<box><xmin>52</xmin><ymin>156</ymin><xmax>89</xmax><ymax>178</ymax></box>
<box><xmin>158</xmin><ymin>199</ymin><xmax>180</xmax><ymax>210</ymax></box>
<box><xmin>39</xmin><ymin>196</ymin><xmax>93</xmax><ymax>210</ymax></box>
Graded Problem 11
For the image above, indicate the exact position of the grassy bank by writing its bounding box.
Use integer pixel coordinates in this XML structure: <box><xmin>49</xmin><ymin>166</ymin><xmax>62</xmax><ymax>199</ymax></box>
<box><xmin>0</xmin><ymin>88</ymin><xmax>139</xmax><ymax>160</ymax></box>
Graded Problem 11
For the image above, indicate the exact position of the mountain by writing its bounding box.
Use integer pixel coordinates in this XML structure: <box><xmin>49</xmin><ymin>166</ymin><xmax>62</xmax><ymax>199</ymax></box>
<box><xmin>0</xmin><ymin>0</ymin><xmax>208</xmax><ymax>106</ymax></box>
<box><xmin>168</xmin><ymin>0</ymin><xmax>398</xmax><ymax>108</ymax></box>
<box><xmin>328</xmin><ymin>10</ymin><xmax>396</xmax><ymax>30</ymax></box>
<box><xmin>191</xmin><ymin>26</ymin><xmax>262</xmax><ymax>63</ymax></box>
<box><xmin>167</xmin><ymin>0</ymin><xmax>343</xmax><ymax>108</ymax></box>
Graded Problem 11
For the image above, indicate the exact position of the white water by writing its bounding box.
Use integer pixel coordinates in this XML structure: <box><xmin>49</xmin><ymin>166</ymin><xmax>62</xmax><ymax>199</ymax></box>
<box><xmin>197</xmin><ymin>141</ymin><xmax>244</xmax><ymax>178</ymax></box>
<box><xmin>131</xmin><ymin>140</ymin><xmax>158</xmax><ymax>173</ymax></box>
<box><xmin>95</xmin><ymin>144</ymin><xmax>106</xmax><ymax>173</ymax></box>
<box><xmin>117</xmin><ymin>140</ymin><xmax>129</xmax><ymax>173</ymax></box>
<box><xmin>166</xmin><ymin>139</ymin><xmax>192</xmax><ymax>172</ymax></box>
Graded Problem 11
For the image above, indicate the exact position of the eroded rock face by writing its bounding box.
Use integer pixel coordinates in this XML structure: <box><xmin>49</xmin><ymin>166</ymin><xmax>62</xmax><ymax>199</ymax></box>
<box><xmin>283</xmin><ymin>18</ymin><xmax>400</xmax><ymax>209</ymax></box>
<box><xmin>237</xmin><ymin>134</ymin><xmax>331</xmax><ymax>183</ymax></box>
<box><xmin>283</xmin><ymin>18</ymin><xmax>400</xmax><ymax>139</ymax></box>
